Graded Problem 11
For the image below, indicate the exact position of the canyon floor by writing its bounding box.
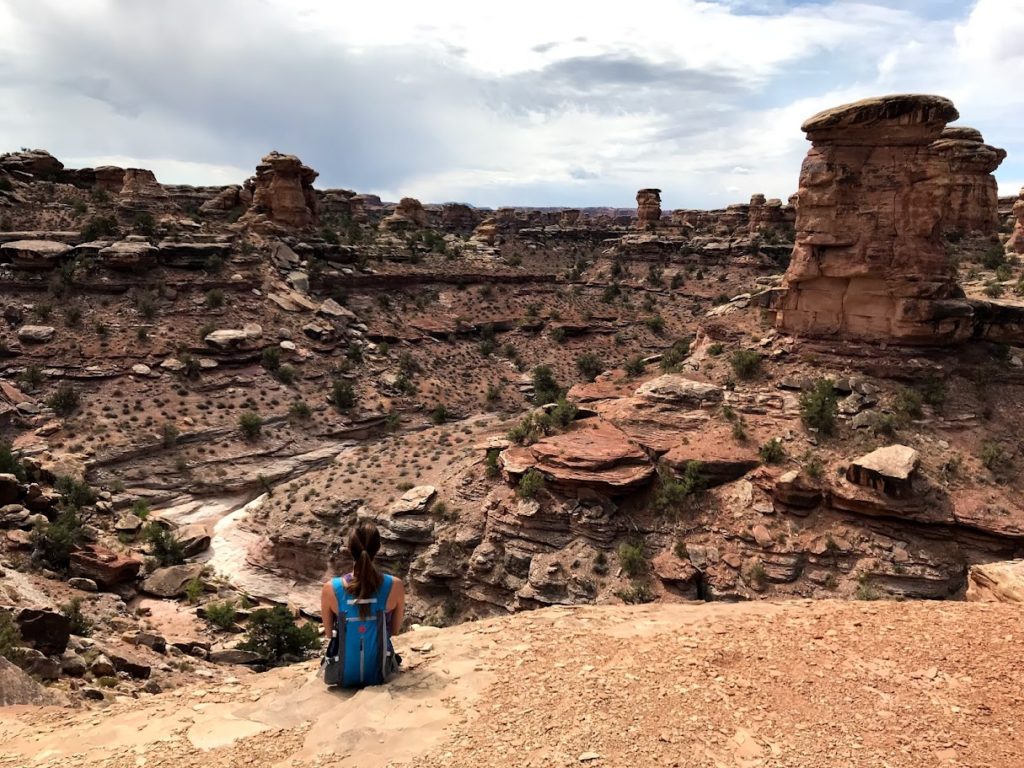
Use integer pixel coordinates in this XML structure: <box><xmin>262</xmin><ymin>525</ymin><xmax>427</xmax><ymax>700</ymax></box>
<box><xmin>3</xmin><ymin>599</ymin><xmax>1022</xmax><ymax>768</ymax></box>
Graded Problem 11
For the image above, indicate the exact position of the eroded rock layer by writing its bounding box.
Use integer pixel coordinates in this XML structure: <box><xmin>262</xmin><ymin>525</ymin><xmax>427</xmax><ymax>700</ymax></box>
<box><xmin>776</xmin><ymin>94</ymin><xmax>1005</xmax><ymax>345</ymax></box>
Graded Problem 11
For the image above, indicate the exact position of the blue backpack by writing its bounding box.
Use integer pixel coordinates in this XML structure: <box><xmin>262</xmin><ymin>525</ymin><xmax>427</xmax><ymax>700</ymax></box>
<box><xmin>323</xmin><ymin>574</ymin><xmax>397</xmax><ymax>688</ymax></box>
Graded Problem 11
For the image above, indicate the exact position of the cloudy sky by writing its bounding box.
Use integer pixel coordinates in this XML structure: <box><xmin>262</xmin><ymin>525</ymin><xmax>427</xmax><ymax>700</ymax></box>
<box><xmin>1</xmin><ymin>0</ymin><xmax>1022</xmax><ymax>208</ymax></box>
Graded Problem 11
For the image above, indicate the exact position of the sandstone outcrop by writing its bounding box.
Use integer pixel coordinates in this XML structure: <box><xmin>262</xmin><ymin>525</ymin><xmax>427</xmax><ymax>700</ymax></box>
<box><xmin>931</xmin><ymin>126</ymin><xmax>1006</xmax><ymax>234</ymax></box>
<box><xmin>118</xmin><ymin>168</ymin><xmax>171</xmax><ymax>211</ymax></box>
<box><xmin>242</xmin><ymin>151</ymin><xmax>319</xmax><ymax>230</ymax></box>
<box><xmin>966</xmin><ymin>560</ymin><xmax>1024</xmax><ymax>603</ymax></box>
<box><xmin>846</xmin><ymin>445</ymin><xmax>919</xmax><ymax>498</ymax></box>
<box><xmin>441</xmin><ymin>203</ymin><xmax>477</xmax><ymax>231</ymax></box>
<box><xmin>1</xmin><ymin>239</ymin><xmax>71</xmax><ymax>269</ymax></box>
<box><xmin>69</xmin><ymin>543</ymin><xmax>143</xmax><ymax>587</ymax></box>
<box><xmin>198</xmin><ymin>184</ymin><xmax>251</xmax><ymax>215</ymax></box>
<box><xmin>381</xmin><ymin>197</ymin><xmax>428</xmax><ymax>231</ymax></box>
<box><xmin>500</xmin><ymin>419</ymin><xmax>655</xmax><ymax>495</ymax></box>
<box><xmin>775</xmin><ymin>94</ymin><xmax>1003</xmax><ymax>345</ymax></box>
<box><xmin>636</xmin><ymin>189</ymin><xmax>662</xmax><ymax>228</ymax></box>
<box><xmin>1007</xmin><ymin>188</ymin><xmax>1024</xmax><ymax>255</ymax></box>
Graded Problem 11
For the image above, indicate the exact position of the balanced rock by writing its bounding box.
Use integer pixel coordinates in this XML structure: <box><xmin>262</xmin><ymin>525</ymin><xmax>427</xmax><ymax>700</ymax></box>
<box><xmin>775</xmin><ymin>95</ymin><xmax>999</xmax><ymax>345</ymax></box>
<box><xmin>846</xmin><ymin>444</ymin><xmax>919</xmax><ymax>498</ymax></box>
<box><xmin>931</xmin><ymin>126</ymin><xmax>1006</xmax><ymax>235</ymax></box>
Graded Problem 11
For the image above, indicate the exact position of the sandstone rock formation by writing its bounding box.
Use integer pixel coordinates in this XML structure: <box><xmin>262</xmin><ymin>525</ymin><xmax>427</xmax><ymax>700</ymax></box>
<box><xmin>846</xmin><ymin>445</ymin><xmax>919</xmax><ymax>498</ymax></box>
<box><xmin>966</xmin><ymin>560</ymin><xmax>1024</xmax><ymax>602</ymax></box>
<box><xmin>242</xmin><ymin>151</ymin><xmax>319</xmax><ymax>230</ymax></box>
<box><xmin>1007</xmin><ymin>188</ymin><xmax>1024</xmax><ymax>255</ymax></box>
<box><xmin>381</xmin><ymin>197</ymin><xmax>428</xmax><ymax>231</ymax></box>
<box><xmin>441</xmin><ymin>203</ymin><xmax>477</xmax><ymax>231</ymax></box>
<box><xmin>931</xmin><ymin>126</ymin><xmax>1006</xmax><ymax>234</ymax></box>
<box><xmin>118</xmin><ymin>168</ymin><xmax>170</xmax><ymax>211</ymax></box>
<box><xmin>501</xmin><ymin>419</ymin><xmax>655</xmax><ymax>495</ymax></box>
<box><xmin>775</xmin><ymin>95</ymin><xmax>1004</xmax><ymax>345</ymax></box>
<box><xmin>636</xmin><ymin>189</ymin><xmax>661</xmax><ymax>228</ymax></box>
<box><xmin>198</xmin><ymin>184</ymin><xmax>252</xmax><ymax>215</ymax></box>
<box><xmin>0</xmin><ymin>239</ymin><xmax>71</xmax><ymax>270</ymax></box>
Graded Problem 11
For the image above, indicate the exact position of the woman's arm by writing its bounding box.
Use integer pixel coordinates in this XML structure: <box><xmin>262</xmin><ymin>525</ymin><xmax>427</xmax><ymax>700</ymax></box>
<box><xmin>320</xmin><ymin>580</ymin><xmax>337</xmax><ymax>636</ymax></box>
<box><xmin>387</xmin><ymin>578</ymin><xmax>405</xmax><ymax>636</ymax></box>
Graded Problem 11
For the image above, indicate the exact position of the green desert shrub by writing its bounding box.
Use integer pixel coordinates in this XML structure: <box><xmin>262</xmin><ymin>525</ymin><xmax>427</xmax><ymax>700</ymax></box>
<box><xmin>204</xmin><ymin>600</ymin><xmax>239</xmax><ymax>631</ymax></box>
<box><xmin>240</xmin><ymin>606</ymin><xmax>320</xmax><ymax>663</ymax></box>
<box><xmin>617</xmin><ymin>540</ymin><xmax>646</xmax><ymax>578</ymax></box>
<box><xmin>531</xmin><ymin>365</ymin><xmax>562</xmax><ymax>405</ymax></box>
<box><xmin>758</xmin><ymin>438</ymin><xmax>786</xmax><ymax>465</ymax></box>
<box><xmin>60</xmin><ymin>597</ymin><xmax>93</xmax><ymax>637</ymax></box>
<box><xmin>142</xmin><ymin>522</ymin><xmax>185</xmax><ymax>567</ymax></box>
<box><xmin>800</xmin><ymin>378</ymin><xmax>838</xmax><ymax>435</ymax></box>
<box><xmin>238</xmin><ymin>411</ymin><xmax>263</xmax><ymax>441</ymax></box>
<box><xmin>730</xmin><ymin>349</ymin><xmax>762</xmax><ymax>380</ymax></box>
<box><xmin>517</xmin><ymin>469</ymin><xmax>546</xmax><ymax>499</ymax></box>
<box><xmin>575</xmin><ymin>352</ymin><xmax>604</xmax><ymax>382</ymax></box>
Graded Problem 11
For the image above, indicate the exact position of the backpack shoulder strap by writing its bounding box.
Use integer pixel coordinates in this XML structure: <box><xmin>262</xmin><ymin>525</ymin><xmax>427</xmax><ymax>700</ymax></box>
<box><xmin>377</xmin><ymin>574</ymin><xmax>394</xmax><ymax>607</ymax></box>
<box><xmin>331</xmin><ymin>576</ymin><xmax>353</xmax><ymax>618</ymax></box>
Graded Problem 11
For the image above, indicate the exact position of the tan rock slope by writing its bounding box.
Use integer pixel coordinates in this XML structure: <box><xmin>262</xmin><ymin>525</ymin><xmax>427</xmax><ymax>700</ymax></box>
<box><xmin>2</xmin><ymin>600</ymin><xmax>1022</xmax><ymax>767</ymax></box>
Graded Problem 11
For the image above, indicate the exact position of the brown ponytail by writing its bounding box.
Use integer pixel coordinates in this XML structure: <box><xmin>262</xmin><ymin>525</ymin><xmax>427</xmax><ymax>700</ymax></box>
<box><xmin>346</xmin><ymin>520</ymin><xmax>383</xmax><ymax>618</ymax></box>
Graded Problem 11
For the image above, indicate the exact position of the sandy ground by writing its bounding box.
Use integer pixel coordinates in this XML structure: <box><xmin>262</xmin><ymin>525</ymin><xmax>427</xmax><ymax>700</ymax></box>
<box><xmin>2</xmin><ymin>599</ymin><xmax>1023</xmax><ymax>767</ymax></box>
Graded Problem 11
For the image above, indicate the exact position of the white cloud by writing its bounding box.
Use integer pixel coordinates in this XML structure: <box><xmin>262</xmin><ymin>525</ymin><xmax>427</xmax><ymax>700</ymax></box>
<box><xmin>0</xmin><ymin>0</ymin><xmax>1020</xmax><ymax>207</ymax></box>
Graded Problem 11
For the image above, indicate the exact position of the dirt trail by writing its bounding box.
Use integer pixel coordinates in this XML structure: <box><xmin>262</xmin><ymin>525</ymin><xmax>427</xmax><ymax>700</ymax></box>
<box><xmin>2</xmin><ymin>600</ymin><xmax>1023</xmax><ymax>767</ymax></box>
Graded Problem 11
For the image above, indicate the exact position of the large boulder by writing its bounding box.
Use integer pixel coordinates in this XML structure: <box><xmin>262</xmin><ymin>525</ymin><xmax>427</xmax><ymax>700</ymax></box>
<box><xmin>846</xmin><ymin>445</ymin><xmax>919</xmax><ymax>499</ymax></box>
<box><xmin>966</xmin><ymin>560</ymin><xmax>1024</xmax><ymax>603</ymax></box>
<box><xmin>635</xmin><ymin>375</ymin><xmax>723</xmax><ymax>408</ymax></box>
<box><xmin>141</xmin><ymin>563</ymin><xmax>205</xmax><ymax>598</ymax></box>
<box><xmin>15</xmin><ymin>608</ymin><xmax>71</xmax><ymax>655</ymax></box>
<box><xmin>0</xmin><ymin>239</ymin><xmax>72</xmax><ymax>270</ymax></box>
<box><xmin>17</xmin><ymin>325</ymin><xmax>55</xmax><ymax>344</ymax></box>
<box><xmin>98</xmin><ymin>238</ymin><xmax>158</xmax><ymax>270</ymax></box>
<box><xmin>69</xmin><ymin>543</ymin><xmax>143</xmax><ymax>587</ymax></box>
<box><xmin>389</xmin><ymin>486</ymin><xmax>436</xmax><ymax>516</ymax></box>
<box><xmin>176</xmin><ymin>523</ymin><xmax>212</xmax><ymax>558</ymax></box>
<box><xmin>0</xmin><ymin>657</ymin><xmax>65</xmax><ymax>705</ymax></box>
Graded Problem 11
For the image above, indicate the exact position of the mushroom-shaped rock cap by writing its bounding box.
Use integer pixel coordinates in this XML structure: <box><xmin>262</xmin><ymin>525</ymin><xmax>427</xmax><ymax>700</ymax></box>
<box><xmin>941</xmin><ymin>126</ymin><xmax>985</xmax><ymax>142</ymax></box>
<box><xmin>802</xmin><ymin>94</ymin><xmax>959</xmax><ymax>144</ymax></box>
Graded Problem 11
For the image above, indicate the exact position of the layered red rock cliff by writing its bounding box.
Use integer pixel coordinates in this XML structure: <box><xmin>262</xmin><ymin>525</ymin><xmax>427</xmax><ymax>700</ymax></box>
<box><xmin>775</xmin><ymin>94</ymin><xmax>1005</xmax><ymax>345</ymax></box>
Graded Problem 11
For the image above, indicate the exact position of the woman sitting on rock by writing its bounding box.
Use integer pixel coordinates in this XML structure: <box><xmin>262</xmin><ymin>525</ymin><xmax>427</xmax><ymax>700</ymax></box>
<box><xmin>320</xmin><ymin>520</ymin><xmax>405</xmax><ymax>688</ymax></box>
